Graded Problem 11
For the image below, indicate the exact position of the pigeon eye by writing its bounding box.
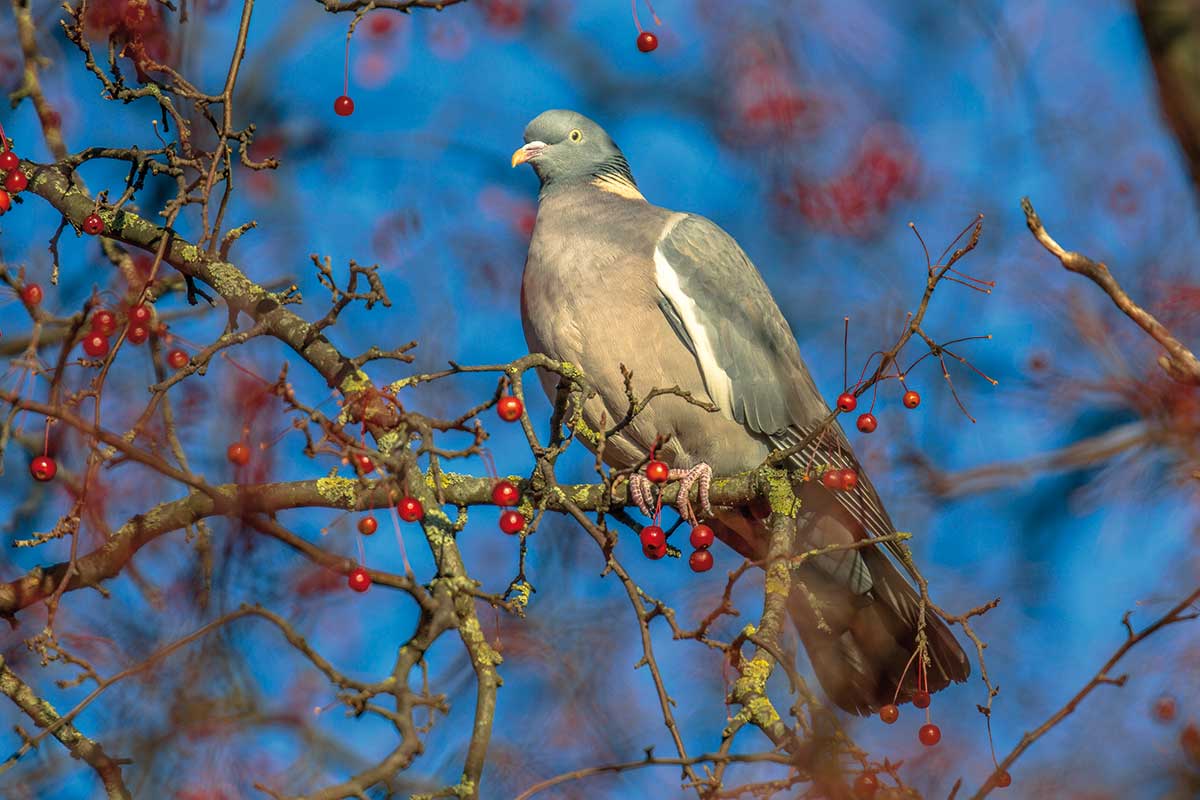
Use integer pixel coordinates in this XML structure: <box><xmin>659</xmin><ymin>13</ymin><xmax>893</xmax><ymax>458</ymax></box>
<box><xmin>568</xmin><ymin>129</ymin><xmax>583</xmax><ymax>143</ymax></box>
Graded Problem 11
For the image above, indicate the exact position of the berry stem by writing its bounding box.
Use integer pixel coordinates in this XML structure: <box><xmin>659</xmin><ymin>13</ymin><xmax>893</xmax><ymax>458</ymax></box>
<box><xmin>643</xmin><ymin>0</ymin><xmax>662</xmax><ymax>25</ymax></box>
<box><xmin>387</xmin><ymin>498</ymin><xmax>414</xmax><ymax>576</ymax></box>
<box><xmin>843</xmin><ymin>316</ymin><xmax>850</xmax><ymax>391</ymax></box>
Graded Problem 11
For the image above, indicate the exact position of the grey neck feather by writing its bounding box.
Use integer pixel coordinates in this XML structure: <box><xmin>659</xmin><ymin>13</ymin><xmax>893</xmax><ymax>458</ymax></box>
<box><xmin>539</xmin><ymin>153</ymin><xmax>639</xmax><ymax>199</ymax></box>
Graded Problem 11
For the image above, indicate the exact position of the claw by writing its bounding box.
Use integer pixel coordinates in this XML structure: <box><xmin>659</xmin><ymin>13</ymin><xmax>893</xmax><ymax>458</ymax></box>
<box><xmin>669</xmin><ymin>463</ymin><xmax>713</xmax><ymax>525</ymax></box>
<box><xmin>628</xmin><ymin>473</ymin><xmax>657</xmax><ymax>519</ymax></box>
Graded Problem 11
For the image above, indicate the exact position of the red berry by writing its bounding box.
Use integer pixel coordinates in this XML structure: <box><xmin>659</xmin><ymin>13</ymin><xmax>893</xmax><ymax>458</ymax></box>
<box><xmin>0</xmin><ymin>151</ymin><xmax>18</xmax><ymax>171</ymax></box>
<box><xmin>912</xmin><ymin>690</ymin><xmax>931</xmax><ymax>709</ymax></box>
<box><xmin>645</xmin><ymin>459</ymin><xmax>669</xmax><ymax>483</ymax></box>
<box><xmin>853</xmin><ymin>773</ymin><xmax>879</xmax><ymax>798</ymax></box>
<box><xmin>636</xmin><ymin>31</ymin><xmax>658</xmax><ymax>52</ymax></box>
<box><xmin>491</xmin><ymin>480</ymin><xmax>520</xmax><ymax>507</ymax></box>
<box><xmin>167</xmin><ymin>349</ymin><xmax>188</xmax><ymax>370</ymax></box>
<box><xmin>30</xmin><ymin>455</ymin><xmax>56</xmax><ymax>482</ymax></box>
<box><xmin>879</xmin><ymin>704</ymin><xmax>899</xmax><ymax>724</ymax></box>
<box><xmin>1153</xmin><ymin>694</ymin><xmax>1177</xmax><ymax>722</ymax></box>
<box><xmin>348</xmin><ymin>566</ymin><xmax>371</xmax><ymax>592</ymax></box>
<box><xmin>91</xmin><ymin>310</ymin><xmax>118</xmax><ymax>335</ymax></box>
<box><xmin>856</xmin><ymin>413</ymin><xmax>877</xmax><ymax>433</ymax></box>
<box><xmin>20</xmin><ymin>283</ymin><xmax>42</xmax><ymax>306</ymax></box>
<box><xmin>837</xmin><ymin>392</ymin><xmax>857</xmax><ymax>412</ymax></box>
<box><xmin>497</xmin><ymin>395</ymin><xmax>523</xmax><ymax>422</ymax></box>
<box><xmin>0</xmin><ymin>189</ymin><xmax>10</xmax><ymax>214</ymax></box>
<box><xmin>82</xmin><ymin>333</ymin><xmax>109</xmax><ymax>358</ymax></box>
<box><xmin>358</xmin><ymin>515</ymin><xmax>378</xmax><ymax>535</ymax></box>
<box><xmin>1183</xmin><ymin>723</ymin><xmax>1200</xmax><ymax>763</ymax></box>
<box><xmin>4</xmin><ymin>169</ymin><xmax>27</xmax><ymax>193</ymax></box>
<box><xmin>83</xmin><ymin>213</ymin><xmax>104</xmax><ymax>235</ymax></box>
<box><xmin>227</xmin><ymin>442</ymin><xmax>250</xmax><ymax>465</ymax></box>
<box><xmin>126</xmin><ymin>323</ymin><xmax>150</xmax><ymax>344</ymax></box>
<box><xmin>334</xmin><ymin>95</ymin><xmax>355</xmax><ymax>116</ymax></box>
<box><xmin>918</xmin><ymin>723</ymin><xmax>941</xmax><ymax>746</ymax></box>
<box><xmin>689</xmin><ymin>523</ymin><xmax>714</xmax><ymax>549</ymax></box>
<box><xmin>499</xmin><ymin>509</ymin><xmax>526</xmax><ymax>534</ymax></box>
<box><xmin>903</xmin><ymin>390</ymin><xmax>921</xmax><ymax>409</ymax></box>
<box><xmin>840</xmin><ymin>469</ymin><xmax>858</xmax><ymax>491</ymax></box>
<box><xmin>689</xmin><ymin>549</ymin><xmax>713</xmax><ymax>572</ymax></box>
<box><xmin>353</xmin><ymin>453</ymin><xmax>374</xmax><ymax>473</ymax></box>
<box><xmin>128</xmin><ymin>304</ymin><xmax>152</xmax><ymax>325</ymax></box>
<box><xmin>640</xmin><ymin>524</ymin><xmax>666</xmax><ymax>559</ymax></box>
<box><xmin>366</xmin><ymin>14</ymin><xmax>394</xmax><ymax>38</ymax></box>
<box><xmin>398</xmin><ymin>496</ymin><xmax>424</xmax><ymax>522</ymax></box>
<box><xmin>994</xmin><ymin>771</ymin><xmax>1012</xmax><ymax>789</ymax></box>
<box><xmin>821</xmin><ymin>468</ymin><xmax>843</xmax><ymax>490</ymax></box>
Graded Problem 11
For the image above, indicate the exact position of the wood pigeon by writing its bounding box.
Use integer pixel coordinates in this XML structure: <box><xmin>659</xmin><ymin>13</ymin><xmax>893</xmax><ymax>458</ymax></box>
<box><xmin>513</xmin><ymin>109</ymin><xmax>969</xmax><ymax>714</ymax></box>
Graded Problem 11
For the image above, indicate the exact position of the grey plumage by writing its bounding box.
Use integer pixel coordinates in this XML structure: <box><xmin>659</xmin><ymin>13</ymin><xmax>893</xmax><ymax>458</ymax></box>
<box><xmin>515</xmin><ymin>109</ymin><xmax>969</xmax><ymax>714</ymax></box>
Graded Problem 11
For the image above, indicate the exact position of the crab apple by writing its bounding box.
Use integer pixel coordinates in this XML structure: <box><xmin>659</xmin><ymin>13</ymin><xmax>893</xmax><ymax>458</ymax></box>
<box><xmin>640</xmin><ymin>524</ymin><xmax>666</xmax><ymax>559</ymax></box>
<box><xmin>837</xmin><ymin>392</ymin><xmax>857</xmax><ymax>412</ymax></box>
<box><xmin>1183</xmin><ymin>723</ymin><xmax>1200</xmax><ymax>762</ymax></box>
<box><xmin>397</xmin><ymin>496</ymin><xmax>424</xmax><ymax>522</ymax></box>
<box><xmin>128</xmin><ymin>304</ymin><xmax>152</xmax><ymax>325</ymax></box>
<box><xmin>83</xmin><ymin>213</ymin><xmax>104</xmax><ymax>235</ymax></box>
<box><xmin>491</xmin><ymin>480</ymin><xmax>520</xmax><ymax>507</ymax></box>
<box><xmin>499</xmin><ymin>509</ymin><xmax>526</xmax><ymax>534</ymax></box>
<box><xmin>91</xmin><ymin>310</ymin><xmax>118</xmax><ymax>335</ymax></box>
<box><xmin>856</xmin><ymin>413</ymin><xmax>877</xmax><ymax>433</ymax></box>
<box><xmin>689</xmin><ymin>523</ymin><xmax>714</xmax><ymax>549</ymax></box>
<box><xmin>334</xmin><ymin>95</ymin><xmax>355</xmax><ymax>116</ymax></box>
<box><xmin>0</xmin><ymin>189</ymin><xmax>10</xmax><ymax>214</ymax></box>
<box><xmin>689</xmin><ymin>549</ymin><xmax>713</xmax><ymax>572</ymax></box>
<box><xmin>1153</xmin><ymin>694</ymin><xmax>1177</xmax><ymax>723</ymax></box>
<box><xmin>0</xmin><ymin>150</ymin><xmax>18</xmax><ymax>171</ymax></box>
<box><xmin>645</xmin><ymin>459</ymin><xmax>669</xmax><ymax>483</ymax></box>
<box><xmin>30</xmin><ymin>455</ymin><xmax>57</xmax><ymax>482</ymax></box>
<box><xmin>636</xmin><ymin>31</ymin><xmax>658</xmax><ymax>52</ymax></box>
<box><xmin>839</xmin><ymin>469</ymin><xmax>858</xmax><ymax>491</ymax></box>
<box><xmin>20</xmin><ymin>283</ymin><xmax>42</xmax><ymax>306</ymax></box>
<box><xmin>902</xmin><ymin>389</ymin><xmax>921</xmax><ymax>409</ymax></box>
<box><xmin>497</xmin><ymin>395</ymin><xmax>523</xmax><ymax>421</ymax></box>
<box><xmin>227</xmin><ymin>442</ymin><xmax>251</xmax><ymax>466</ymax></box>
<box><xmin>852</xmin><ymin>773</ymin><xmax>879</xmax><ymax>798</ymax></box>
<box><xmin>994</xmin><ymin>771</ymin><xmax>1012</xmax><ymax>789</ymax></box>
<box><xmin>357</xmin><ymin>515</ymin><xmax>378</xmax><ymax>535</ymax></box>
<box><xmin>3</xmin><ymin>169</ymin><xmax>27</xmax><ymax>193</ymax></box>
<box><xmin>353</xmin><ymin>453</ymin><xmax>374</xmax><ymax>473</ymax></box>
<box><xmin>918</xmin><ymin>723</ymin><xmax>941</xmax><ymax>746</ymax></box>
<box><xmin>167</xmin><ymin>348</ymin><xmax>189</xmax><ymax>370</ymax></box>
<box><xmin>821</xmin><ymin>468</ymin><xmax>843</xmax><ymax>490</ymax></box>
<box><xmin>879</xmin><ymin>704</ymin><xmax>899</xmax><ymax>724</ymax></box>
<box><xmin>912</xmin><ymin>690</ymin><xmax>931</xmax><ymax>709</ymax></box>
<box><xmin>126</xmin><ymin>323</ymin><xmax>150</xmax><ymax>344</ymax></box>
<box><xmin>82</xmin><ymin>333</ymin><xmax>109</xmax><ymax>358</ymax></box>
<box><xmin>348</xmin><ymin>567</ymin><xmax>371</xmax><ymax>592</ymax></box>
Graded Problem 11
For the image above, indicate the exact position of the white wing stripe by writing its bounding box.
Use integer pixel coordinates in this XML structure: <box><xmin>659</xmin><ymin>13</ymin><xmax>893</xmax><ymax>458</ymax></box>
<box><xmin>654</xmin><ymin>227</ymin><xmax>736</xmax><ymax>422</ymax></box>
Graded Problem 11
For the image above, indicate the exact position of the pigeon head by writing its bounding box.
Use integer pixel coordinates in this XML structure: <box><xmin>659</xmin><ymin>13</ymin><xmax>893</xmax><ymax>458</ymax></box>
<box><xmin>512</xmin><ymin>110</ymin><xmax>638</xmax><ymax>195</ymax></box>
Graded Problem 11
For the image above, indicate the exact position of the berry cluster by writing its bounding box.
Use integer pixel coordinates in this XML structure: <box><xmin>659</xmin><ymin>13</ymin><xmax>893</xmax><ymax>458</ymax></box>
<box><xmin>834</xmin><ymin>387</ymin><xmax>921</xmax><ymax>439</ymax></box>
<box><xmin>1</xmin><ymin>146</ymin><xmax>27</xmax><ymax>213</ymax></box>
<box><xmin>783</xmin><ymin>129</ymin><xmax>918</xmax><ymax>236</ymax></box>
<box><xmin>345</xmin><ymin>488</ymin><xmax>426</xmax><ymax>593</ymax></box>
<box><xmin>493</xmin><ymin>479</ymin><xmax>526</xmax><ymax>535</ymax></box>
<box><xmin>639</xmin><ymin>458</ymin><xmax>715</xmax><ymax>572</ymax></box>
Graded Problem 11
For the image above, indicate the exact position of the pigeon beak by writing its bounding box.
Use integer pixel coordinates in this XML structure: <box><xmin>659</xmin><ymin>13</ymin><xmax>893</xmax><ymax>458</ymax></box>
<box><xmin>511</xmin><ymin>141</ymin><xmax>547</xmax><ymax>168</ymax></box>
